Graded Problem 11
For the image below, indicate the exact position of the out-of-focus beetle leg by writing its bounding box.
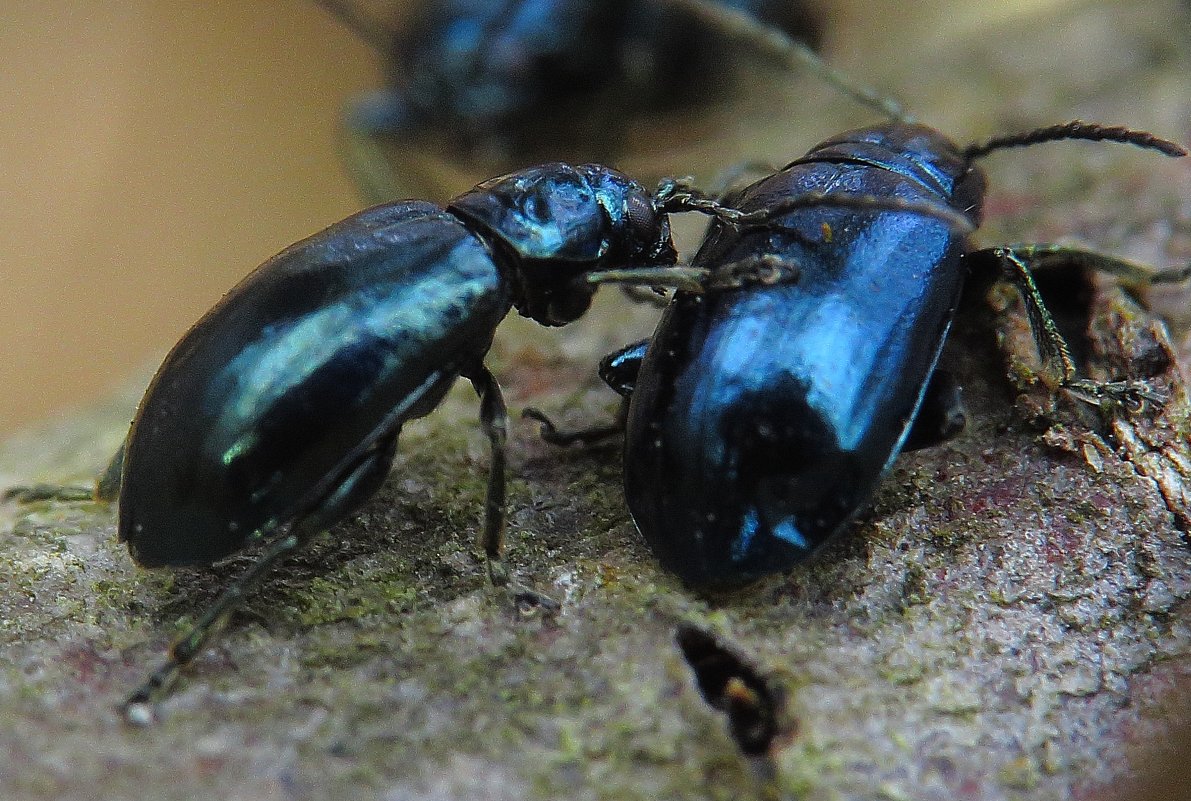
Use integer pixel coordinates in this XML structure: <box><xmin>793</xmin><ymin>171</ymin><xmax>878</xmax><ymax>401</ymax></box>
<box><xmin>522</xmin><ymin>404</ymin><xmax>627</xmax><ymax>447</ymax></box>
<box><xmin>340</xmin><ymin>87</ymin><xmax>457</xmax><ymax>205</ymax></box>
<box><xmin>2</xmin><ymin>437</ymin><xmax>126</xmax><ymax>504</ymax></box>
<box><xmin>668</xmin><ymin>0</ymin><xmax>909</xmax><ymax>123</ymax></box>
<box><xmin>707</xmin><ymin>159</ymin><xmax>779</xmax><ymax>199</ymax></box>
<box><xmin>121</xmin><ymin>435</ymin><xmax>399</xmax><ymax>724</ymax></box>
<box><xmin>2</xmin><ymin>483</ymin><xmax>95</xmax><ymax>504</ymax></box>
<box><xmin>902</xmin><ymin>369</ymin><xmax>967</xmax><ymax>452</ymax></box>
<box><xmin>342</xmin><ymin>124</ymin><xmax>408</xmax><ymax>207</ymax></box>
<box><xmin>315</xmin><ymin>0</ymin><xmax>413</xmax><ymax>204</ymax></box>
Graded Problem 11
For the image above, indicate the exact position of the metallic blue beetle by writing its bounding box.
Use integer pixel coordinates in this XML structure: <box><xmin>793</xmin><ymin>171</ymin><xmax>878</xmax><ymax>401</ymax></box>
<box><xmin>120</xmin><ymin>163</ymin><xmax>677</xmax><ymax>567</ymax></box>
<box><xmin>65</xmin><ymin>162</ymin><xmax>686</xmax><ymax>714</ymax></box>
<box><xmin>620</xmin><ymin>124</ymin><xmax>982</xmax><ymax>586</ymax></box>
<box><xmin>532</xmin><ymin>121</ymin><xmax>1186</xmax><ymax>588</ymax></box>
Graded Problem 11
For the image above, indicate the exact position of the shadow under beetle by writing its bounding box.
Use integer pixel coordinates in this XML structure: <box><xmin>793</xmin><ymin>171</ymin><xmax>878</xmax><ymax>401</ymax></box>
<box><xmin>10</xmin><ymin>162</ymin><xmax>725</xmax><ymax>719</ymax></box>
<box><xmin>316</xmin><ymin>0</ymin><xmax>824</xmax><ymax>201</ymax></box>
<box><xmin>529</xmin><ymin>121</ymin><xmax>1190</xmax><ymax>588</ymax></box>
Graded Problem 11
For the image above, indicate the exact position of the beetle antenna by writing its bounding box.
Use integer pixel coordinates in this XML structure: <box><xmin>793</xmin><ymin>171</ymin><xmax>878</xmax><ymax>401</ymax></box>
<box><xmin>314</xmin><ymin>0</ymin><xmax>392</xmax><ymax>54</ymax></box>
<box><xmin>656</xmin><ymin>180</ymin><xmax>976</xmax><ymax>235</ymax></box>
<box><xmin>964</xmin><ymin>121</ymin><xmax>1187</xmax><ymax>161</ymax></box>
<box><xmin>656</xmin><ymin>179</ymin><xmax>731</xmax><ymax>217</ymax></box>
<box><xmin>660</xmin><ymin>0</ymin><xmax>911</xmax><ymax>123</ymax></box>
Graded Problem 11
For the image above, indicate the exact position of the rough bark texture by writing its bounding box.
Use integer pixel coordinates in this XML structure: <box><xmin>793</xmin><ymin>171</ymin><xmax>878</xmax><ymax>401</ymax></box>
<box><xmin>3</xmin><ymin>1</ymin><xmax>1190</xmax><ymax>799</ymax></box>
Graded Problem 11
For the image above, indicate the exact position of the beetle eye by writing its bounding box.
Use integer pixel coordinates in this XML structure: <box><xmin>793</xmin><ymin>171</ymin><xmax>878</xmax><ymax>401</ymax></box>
<box><xmin>522</xmin><ymin>190</ymin><xmax>550</xmax><ymax>223</ymax></box>
<box><xmin>626</xmin><ymin>193</ymin><xmax>657</xmax><ymax>236</ymax></box>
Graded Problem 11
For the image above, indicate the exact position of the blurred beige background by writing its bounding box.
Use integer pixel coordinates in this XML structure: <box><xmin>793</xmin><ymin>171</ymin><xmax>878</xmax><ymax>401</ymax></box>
<box><xmin>0</xmin><ymin>1</ymin><xmax>376</xmax><ymax>433</ymax></box>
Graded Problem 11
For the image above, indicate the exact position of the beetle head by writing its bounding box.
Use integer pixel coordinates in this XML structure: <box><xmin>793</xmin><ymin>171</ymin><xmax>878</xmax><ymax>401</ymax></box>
<box><xmin>449</xmin><ymin>163</ymin><xmax>677</xmax><ymax>326</ymax></box>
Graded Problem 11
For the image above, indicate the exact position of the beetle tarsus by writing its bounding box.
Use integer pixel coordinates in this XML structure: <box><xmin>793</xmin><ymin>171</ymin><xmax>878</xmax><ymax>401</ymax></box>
<box><xmin>522</xmin><ymin>407</ymin><xmax>624</xmax><ymax>446</ymax></box>
<box><xmin>620</xmin><ymin>284</ymin><xmax>670</xmax><ymax>308</ymax></box>
<box><xmin>1064</xmin><ymin>379</ymin><xmax>1167</xmax><ymax>413</ymax></box>
<box><xmin>121</xmin><ymin>529</ymin><xmax>310</xmax><ymax>720</ymax></box>
<box><xmin>705</xmin><ymin>254</ymin><xmax>801</xmax><ymax>291</ymax></box>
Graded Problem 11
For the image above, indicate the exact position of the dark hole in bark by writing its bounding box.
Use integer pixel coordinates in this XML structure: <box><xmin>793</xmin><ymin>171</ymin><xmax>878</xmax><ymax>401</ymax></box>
<box><xmin>675</xmin><ymin>622</ymin><xmax>787</xmax><ymax>756</ymax></box>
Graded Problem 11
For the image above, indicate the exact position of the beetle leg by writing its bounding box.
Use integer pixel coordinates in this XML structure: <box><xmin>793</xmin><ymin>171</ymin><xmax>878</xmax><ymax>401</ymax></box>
<box><xmin>121</xmin><ymin>438</ymin><xmax>398</xmax><ymax>723</ymax></box>
<box><xmin>988</xmin><ymin>243</ymin><xmax>1191</xmax><ymax>287</ymax></box>
<box><xmin>342</xmin><ymin>120</ymin><xmax>431</xmax><ymax>206</ymax></box>
<box><xmin>970</xmin><ymin>245</ymin><xmax>1184</xmax><ymax>410</ymax></box>
<box><xmin>341</xmin><ymin>84</ymin><xmax>439</xmax><ymax>205</ymax></box>
<box><xmin>2</xmin><ymin>437</ymin><xmax>126</xmax><ymax>505</ymax></box>
<box><xmin>121</xmin><ymin>528</ymin><xmax>312</xmax><ymax>724</ymax></box>
<box><xmin>902</xmin><ymin>370</ymin><xmax>967</xmax><ymax>451</ymax></box>
<box><xmin>655</xmin><ymin>162</ymin><xmax>776</xmax><ymax>214</ymax></box>
<box><xmin>590</xmin><ymin>257</ymin><xmax>803</xmax><ymax>296</ymax></box>
<box><xmin>599</xmin><ymin>339</ymin><xmax>649</xmax><ymax>398</ymax></box>
<box><xmin>314</xmin><ymin>1</ymin><xmax>425</xmax><ymax>205</ymax></box>
<box><xmin>314</xmin><ymin>0</ymin><xmax>391</xmax><ymax>53</ymax></box>
<box><xmin>664</xmin><ymin>0</ymin><xmax>909</xmax><ymax>123</ymax></box>
<box><xmin>463</xmin><ymin>363</ymin><xmax>510</xmax><ymax>585</ymax></box>
<box><xmin>971</xmin><ymin>246</ymin><xmax>1081</xmax><ymax>384</ymax></box>
<box><xmin>521</xmin><ymin>337</ymin><xmax>649</xmax><ymax>446</ymax></box>
<box><xmin>675</xmin><ymin>622</ymin><xmax>789</xmax><ymax>758</ymax></box>
<box><xmin>465</xmin><ymin>365</ymin><xmax>559</xmax><ymax>610</ymax></box>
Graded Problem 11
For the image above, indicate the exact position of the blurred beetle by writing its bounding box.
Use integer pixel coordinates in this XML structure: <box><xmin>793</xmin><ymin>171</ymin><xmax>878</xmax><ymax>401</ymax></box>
<box><xmin>317</xmin><ymin>0</ymin><xmax>824</xmax><ymax>200</ymax></box>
